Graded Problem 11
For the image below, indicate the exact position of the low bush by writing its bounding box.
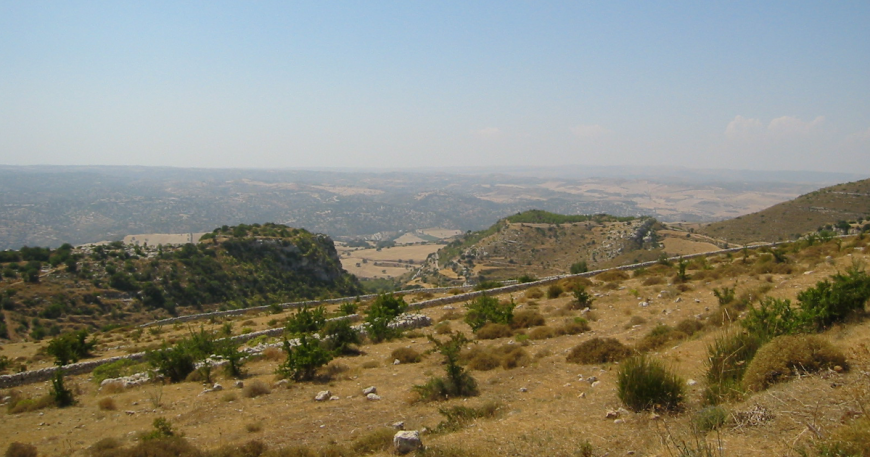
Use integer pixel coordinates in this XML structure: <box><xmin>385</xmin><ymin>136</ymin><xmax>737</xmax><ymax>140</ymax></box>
<box><xmin>434</xmin><ymin>321</ymin><xmax>452</xmax><ymax>334</ymax></box>
<box><xmin>526</xmin><ymin>287</ymin><xmax>544</xmax><ymax>299</ymax></box>
<box><xmin>97</xmin><ymin>397</ymin><xmax>117</xmax><ymax>411</ymax></box>
<box><xmin>636</xmin><ymin>325</ymin><xmax>688</xmax><ymax>352</ymax></box>
<box><xmin>433</xmin><ymin>401</ymin><xmax>502</xmax><ymax>433</ymax></box>
<box><xmin>276</xmin><ymin>334</ymin><xmax>333</xmax><ymax>382</ymax></box>
<box><xmin>285</xmin><ymin>306</ymin><xmax>327</xmax><ymax>335</ymax></box>
<box><xmin>558</xmin><ymin>318</ymin><xmax>591</xmax><ymax>335</ymax></box>
<box><xmin>703</xmin><ymin>330</ymin><xmax>764</xmax><ymax>405</ymax></box>
<box><xmin>465</xmin><ymin>294</ymin><xmax>515</xmax><ymax>332</ymax></box>
<box><xmin>391</xmin><ymin>347</ymin><xmax>422</xmax><ymax>364</ymax></box>
<box><xmin>4</xmin><ymin>443</ymin><xmax>37</xmax><ymax>457</ymax></box>
<box><xmin>463</xmin><ymin>344</ymin><xmax>530</xmax><ymax>371</ymax></box>
<box><xmin>350</xmin><ymin>428</ymin><xmax>395</xmax><ymax>455</ymax></box>
<box><xmin>414</xmin><ymin>333</ymin><xmax>478</xmax><ymax>401</ymax></box>
<box><xmin>364</xmin><ymin>293</ymin><xmax>408</xmax><ymax>343</ymax></box>
<box><xmin>475</xmin><ymin>323</ymin><xmax>514</xmax><ymax>340</ymax></box>
<box><xmin>815</xmin><ymin>417</ymin><xmax>870</xmax><ymax>457</ymax></box>
<box><xmin>566</xmin><ymin>285</ymin><xmax>595</xmax><ymax>310</ymax></box>
<box><xmin>675</xmin><ymin>318</ymin><xmax>704</xmax><ymax>337</ymax></box>
<box><xmin>595</xmin><ymin>270</ymin><xmax>629</xmax><ymax>282</ymax></box>
<box><xmin>50</xmin><ymin>370</ymin><xmax>75</xmax><ymax>407</ymax></box>
<box><xmin>567</xmin><ymin>338</ymin><xmax>632</xmax><ymax>365</ymax></box>
<box><xmin>617</xmin><ymin>355</ymin><xmax>684</xmax><ymax>412</ymax></box>
<box><xmin>692</xmin><ymin>406</ymin><xmax>728</xmax><ymax>432</ymax></box>
<box><xmin>642</xmin><ymin>276</ymin><xmax>665</xmax><ymax>286</ymax></box>
<box><xmin>546</xmin><ymin>284</ymin><xmax>564</xmax><ymax>299</ymax></box>
<box><xmin>743</xmin><ymin>334</ymin><xmax>847</xmax><ymax>392</ymax></box>
<box><xmin>320</xmin><ymin>319</ymin><xmax>361</xmax><ymax>356</ymax></box>
<box><xmin>528</xmin><ymin>326</ymin><xmax>556</xmax><ymax>340</ymax></box>
<box><xmin>511</xmin><ymin>310</ymin><xmax>545</xmax><ymax>329</ymax></box>
<box><xmin>243</xmin><ymin>380</ymin><xmax>271</xmax><ymax>398</ymax></box>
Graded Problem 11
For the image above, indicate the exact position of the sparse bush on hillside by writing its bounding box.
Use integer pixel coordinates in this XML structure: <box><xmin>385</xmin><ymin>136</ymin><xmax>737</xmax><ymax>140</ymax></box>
<box><xmin>414</xmin><ymin>333</ymin><xmax>478</xmax><ymax>401</ymax></box>
<box><xmin>566</xmin><ymin>338</ymin><xmax>632</xmax><ymax>364</ymax></box>
<box><xmin>528</xmin><ymin>326</ymin><xmax>556</xmax><ymax>340</ymax></box>
<box><xmin>525</xmin><ymin>287</ymin><xmax>544</xmax><ymax>299</ymax></box>
<box><xmin>46</xmin><ymin>328</ymin><xmax>97</xmax><ymax>366</ymax></box>
<box><xmin>391</xmin><ymin>347</ymin><xmax>422</xmax><ymax>364</ymax></box>
<box><xmin>511</xmin><ymin>310</ymin><xmax>545</xmax><ymax>329</ymax></box>
<box><xmin>463</xmin><ymin>344</ymin><xmax>530</xmax><ymax>371</ymax></box>
<box><xmin>596</xmin><ymin>270</ymin><xmax>629</xmax><ymax>282</ymax></box>
<box><xmin>4</xmin><ymin>442</ymin><xmax>37</xmax><ymax>457</ymax></box>
<box><xmin>675</xmin><ymin>318</ymin><xmax>705</xmax><ymax>337</ymax></box>
<box><xmin>465</xmin><ymin>293</ymin><xmax>514</xmax><ymax>332</ymax></box>
<box><xmin>320</xmin><ymin>319</ymin><xmax>361</xmax><ymax>355</ymax></box>
<box><xmin>276</xmin><ymin>334</ymin><xmax>333</xmax><ymax>382</ymax></box>
<box><xmin>617</xmin><ymin>355</ymin><xmax>684</xmax><ymax>412</ymax></box>
<box><xmin>743</xmin><ymin>334</ymin><xmax>847</xmax><ymax>392</ymax></box>
<box><xmin>242</xmin><ymin>380</ymin><xmax>271</xmax><ymax>398</ymax></box>
<box><xmin>285</xmin><ymin>305</ymin><xmax>327</xmax><ymax>335</ymax></box>
<box><xmin>703</xmin><ymin>330</ymin><xmax>764</xmax><ymax>405</ymax></box>
<box><xmin>433</xmin><ymin>401</ymin><xmax>503</xmax><ymax>434</ymax></box>
<box><xmin>475</xmin><ymin>323</ymin><xmax>514</xmax><ymax>340</ymax></box>
<box><xmin>635</xmin><ymin>324</ymin><xmax>688</xmax><ymax>352</ymax></box>
<box><xmin>546</xmin><ymin>284</ymin><xmax>564</xmax><ymax>298</ymax></box>
<box><xmin>567</xmin><ymin>285</ymin><xmax>595</xmax><ymax>310</ymax></box>
<box><xmin>713</xmin><ymin>286</ymin><xmax>736</xmax><ymax>306</ymax></box>
<box><xmin>364</xmin><ymin>293</ymin><xmax>408</xmax><ymax>343</ymax></box>
<box><xmin>570</xmin><ymin>261</ymin><xmax>588</xmax><ymax>274</ymax></box>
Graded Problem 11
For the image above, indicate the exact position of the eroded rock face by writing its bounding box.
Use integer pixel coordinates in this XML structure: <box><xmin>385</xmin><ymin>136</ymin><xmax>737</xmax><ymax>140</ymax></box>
<box><xmin>393</xmin><ymin>430</ymin><xmax>422</xmax><ymax>454</ymax></box>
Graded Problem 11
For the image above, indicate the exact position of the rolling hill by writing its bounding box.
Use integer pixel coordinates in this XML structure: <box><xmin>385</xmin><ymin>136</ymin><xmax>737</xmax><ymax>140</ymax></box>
<box><xmin>700</xmin><ymin>178</ymin><xmax>870</xmax><ymax>244</ymax></box>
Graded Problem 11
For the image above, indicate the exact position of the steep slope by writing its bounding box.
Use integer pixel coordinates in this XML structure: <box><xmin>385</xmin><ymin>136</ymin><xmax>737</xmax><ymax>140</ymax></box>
<box><xmin>700</xmin><ymin>178</ymin><xmax>870</xmax><ymax>244</ymax></box>
<box><xmin>0</xmin><ymin>223</ymin><xmax>361</xmax><ymax>341</ymax></box>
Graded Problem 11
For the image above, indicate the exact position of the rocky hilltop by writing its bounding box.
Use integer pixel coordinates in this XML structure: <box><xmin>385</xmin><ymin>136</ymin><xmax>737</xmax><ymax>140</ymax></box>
<box><xmin>0</xmin><ymin>223</ymin><xmax>360</xmax><ymax>340</ymax></box>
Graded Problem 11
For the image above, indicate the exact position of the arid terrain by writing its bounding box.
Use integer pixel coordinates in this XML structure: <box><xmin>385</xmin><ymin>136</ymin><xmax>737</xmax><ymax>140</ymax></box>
<box><xmin>3</xmin><ymin>235</ymin><xmax>870</xmax><ymax>456</ymax></box>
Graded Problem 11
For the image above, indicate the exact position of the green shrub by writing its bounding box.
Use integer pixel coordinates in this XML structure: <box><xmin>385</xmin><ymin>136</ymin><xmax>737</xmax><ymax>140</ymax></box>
<box><xmin>693</xmin><ymin>406</ymin><xmax>728</xmax><ymax>432</ymax></box>
<box><xmin>474</xmin><ymin>280</ymin><xmax>503</xmax><ymax>291</ymax></box>
<box><xmin>546</xmin><ymin>284</ymin><xmax>564</xmax><ymax>299</ymax></box>
<box><xmin>570</xmin><ymin>261</ymin><xmax>588</xmax><ymax>274</ymax></box>
<box><xmin>566</xmin><ymin>338</ymin><xmax>632</xmax><ymax>364</ymax></box>
<box><xmin>285</xmin><ymin>306</ymin><xmax>327</xmax><ymax>335</ymax></box>
<box><xmin>703</xmin><ymin>330</ymin><xmax>764</xmax><ymax>405</ymax></box>
<box><xmin>364</xmin><ymin>293</ymin><xmax>408</xmax><ymax>343</ymax></box>
<box><xmin>141</xmin><ymin>417</ymin><xmax>179</xmax><ymax>441</ymax></box>
<box><xmin>46</xmin><ymin>329</ymin><xmax>97</xmax><ymax>366</ymax></box>
<box><xmin>742</xmin><ymin>297</ymin><xmax>804</xmax><ymax>338</ymax></box>
<box><xmin>276</xmin><ymin>334</ymin><xmax>334</xmax><ymax>382</ymax></box>
<box><xmin>743</xmin><ymin>334</ymin><xmax>847</xmax><ymax>392</ymax></box>
<box><xmin>465</xmin><ymin>293</ymin><xmax>514</xmax><ymax>332</ymax></box>
<box><xmin>320</xmin><ymin>319</ymin><xmax>361</xmax><ymax>355</ymax></box>
<box><xmin>796</xmin><ymin>267</ymin><xmax>870</xmax><ymax>331</ymax></box>
<box><xmin>567</xmin><ymin>286</ymin><xmax>595</xmax><ymax>310</ymax></box>
<box><xmin>617</xmin><ymin>355</ymin><xmax>684</xmax><ymax>412</ymax></box>
<box><xmin>50</xmin><ymin>370</ymin><xmax>75</xmax><ymax>407</ymax></box>
<box><xmin>147</xmin><ymin>342</ymin><xmax>196</xmax><ymax>383</ymax></box>
<box><xmin>92</xmin><ymin>358</ymin><xmax>136</xmax><ymax>384</ymax></box>
<box><xmin>414</xmin><ymin>333</ymin><xmax>478</xmax><ymax>401</ymax></box>
<box><xmin>511</xmin><ymin>310</ymin><xmax>545</xmax><ymax>329</ymax></box>
<box><xmin>339</xmin><ymin>302</ymin><xmax>358</xmax><ymax>316</ymax></box>
<box><xmin>713</xmin><ymin>286</ymin><xmax>736</xmax><ymax>306</ymax></box>
<box><xmin>559</xmin><ymin>318</ymin><xmax>591</xmax><ymax>335</ymax></box>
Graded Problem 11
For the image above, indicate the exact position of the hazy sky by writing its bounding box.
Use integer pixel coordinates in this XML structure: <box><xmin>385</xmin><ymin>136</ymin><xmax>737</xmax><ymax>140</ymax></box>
<box><xmin>1</xmin><ymin>2</ymin><xmax>869</xmax><ymax>173</ymax></box>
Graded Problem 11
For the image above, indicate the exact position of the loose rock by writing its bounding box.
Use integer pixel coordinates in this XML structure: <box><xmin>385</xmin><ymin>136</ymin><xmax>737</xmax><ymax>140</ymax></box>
<box><xmin>393</xmin><ymin>430</ymin><xmax>422</xmax><ymax>454</ymax></box>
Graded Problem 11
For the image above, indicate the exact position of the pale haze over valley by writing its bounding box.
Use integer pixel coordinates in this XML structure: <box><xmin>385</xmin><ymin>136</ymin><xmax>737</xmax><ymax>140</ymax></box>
<box><xmin>1</xmin><ymin>2</ymin><xmax>869</xmax><ymax>173</ymax></box>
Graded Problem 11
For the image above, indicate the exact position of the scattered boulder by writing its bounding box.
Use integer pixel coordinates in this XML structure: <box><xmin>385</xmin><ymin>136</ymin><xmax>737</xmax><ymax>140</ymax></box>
<box><xmin>315</xmin><ymin>391</ymin><xmax>332</xmax><ymax>402</ymax></box>
<box><xmin>393</xmin><ymin>430</ymin><xmax>422</xmax><ymax>454</ymax></box>
<box><xmin>366</xmin><ymin>393</ymin><xmax>381</xmax><ymax>401</ymax></box>
<box><xmin>362</xmin><ymin>386</ymin><xmax>377</xmax><ymax>395</ymax></box>
<box><xmin>234</xmin><ymin>381</ymin><xmax>244</xmax><ymax>389</ymax></box>
<box><xmin>392</xmin><ymin>421</ymin><xmax>405</xmax><ymax>430</ymax></box>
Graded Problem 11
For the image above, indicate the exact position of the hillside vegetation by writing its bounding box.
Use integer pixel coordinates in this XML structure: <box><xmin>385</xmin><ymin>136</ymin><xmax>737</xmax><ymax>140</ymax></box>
<box><xmin>701</xmin><ymin>178</ymin><xmax>870</xmax><ymax>244</ymax></box>
<box><xmin>0</xmin><ymin>223</ymin><xmax>360</xmax><ymax>341</ymax></box>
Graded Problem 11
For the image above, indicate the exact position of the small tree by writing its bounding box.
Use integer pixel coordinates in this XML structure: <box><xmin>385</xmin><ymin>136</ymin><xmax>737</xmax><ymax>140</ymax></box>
<box><xmin>276</xmin><ymin>334</ymin><xmax>333</xmax><ymax>381</ymax></box>
<box><xmin>321</xmin><ymin>319</ymin><xmax>361</xmax><ymax>355</ymax></box>
<box><xmin>414</xmin><ymin>332</ymin><xmax>478</xmax><ymax>401</ymax></box>
<box><xmin>365</xmin><ymin>293</ymin><xmax>408</xmax><ymax>343</ymax></box>
<box><xmin>147</xmin><ymin>342</ymin><xmax>196</xmax><ymax>383</ymax></box>
<box><xmin>572</xmin><ymin>286</ymin><xmax>594</xmax><ymax>309</ymax></box>
<box><xmin>570</xmin><ymin>261</ymin><xmax>588</xmax><ymax>274</ymax></box>
<box><xmin>46</xmin><ymin>329</ymin><xmax>97</xmax><ymax>366</ymax></box>
<box><xmin>286</xmin><ymin>305</ymin><xmax>327</xmax><ymax>335</ymax></box>
<box><xmin>50</xmin><ymin>369</ymin><xmax>75</xmax><ymax>407</ymax></box>
<box><xmin>465</xmin><ymin>293</ymin><xmax>515</xmax><ymax>332</ymax></box>
<box><xmin>617</xmin><ymin>355</ymin><xmax>684</xmax><ymax>412</ymax></box>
